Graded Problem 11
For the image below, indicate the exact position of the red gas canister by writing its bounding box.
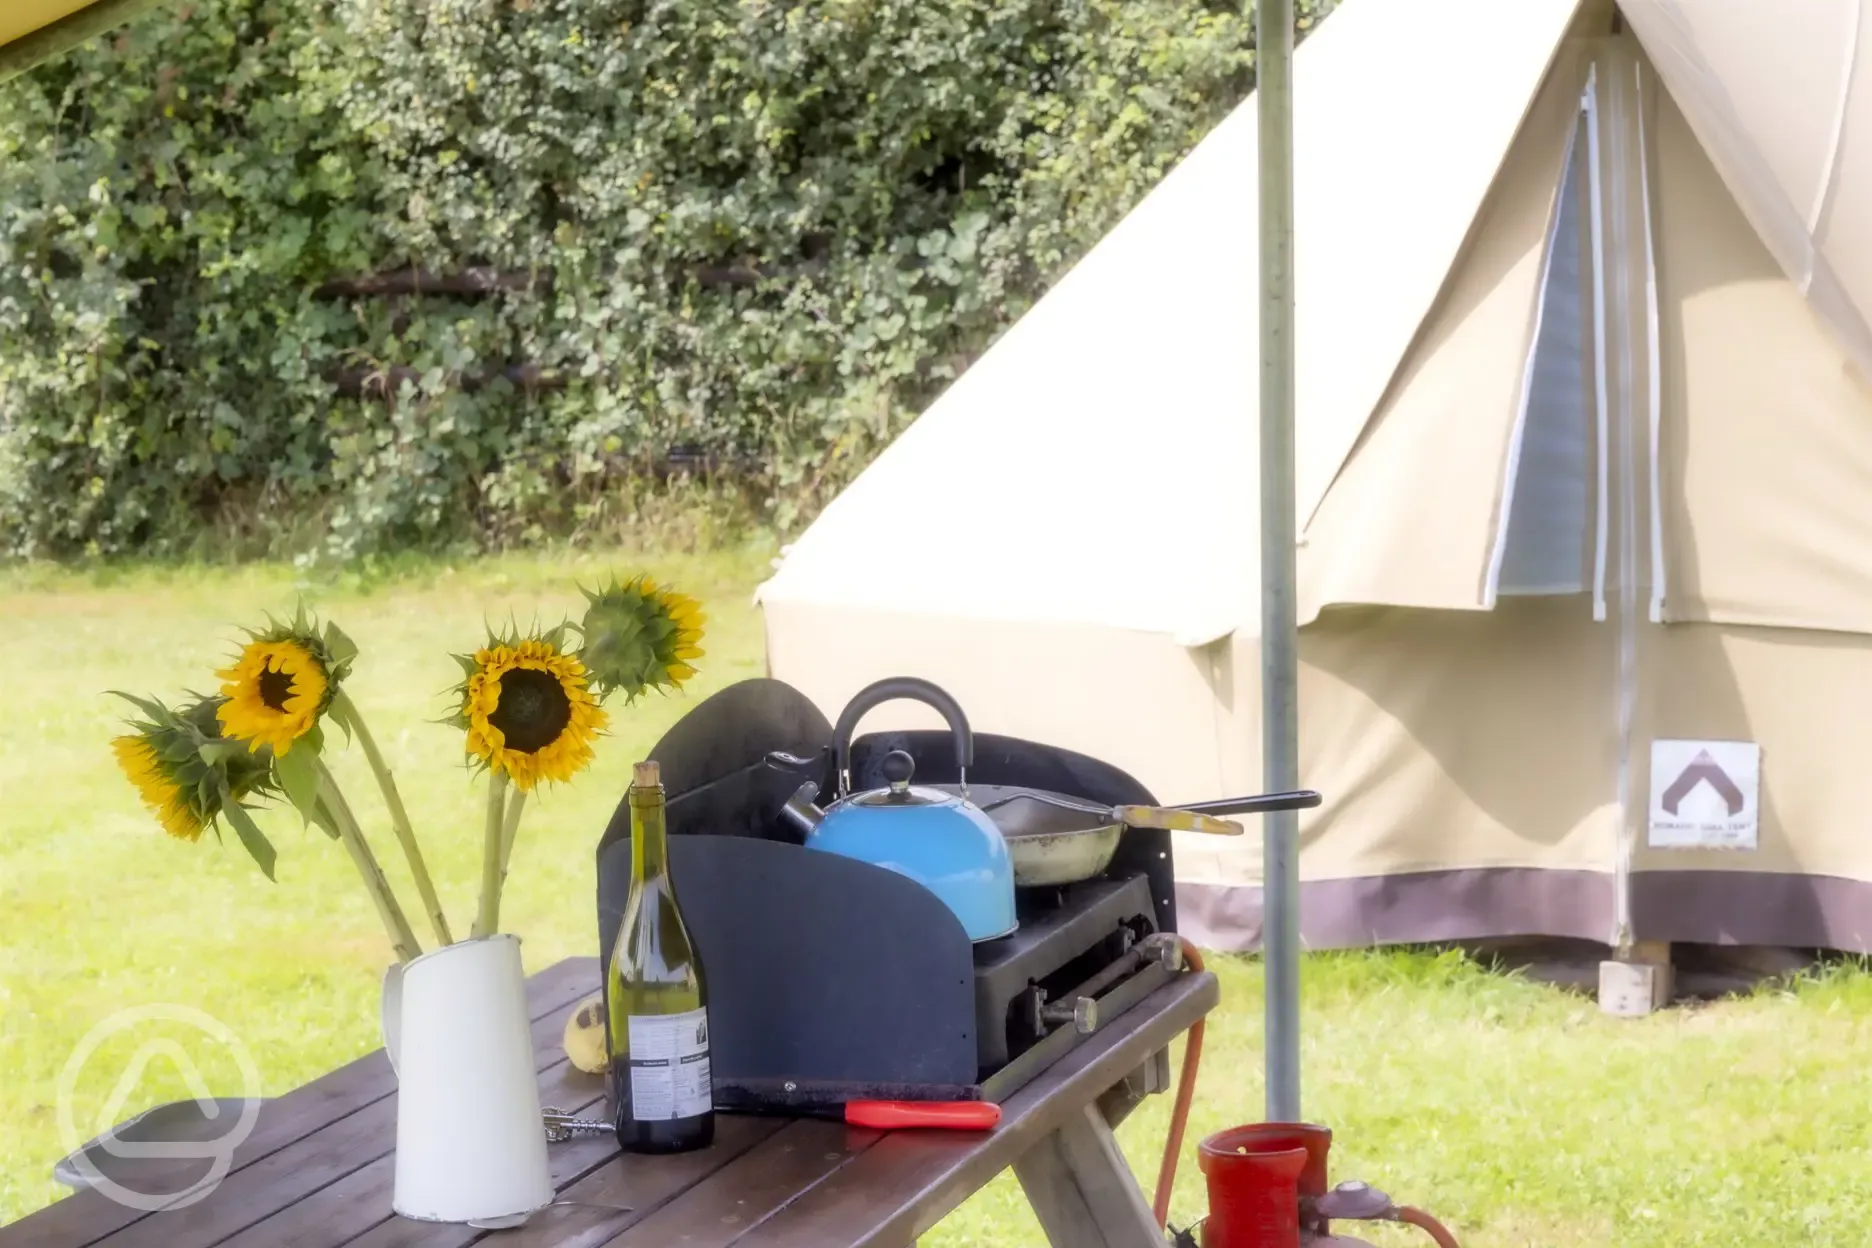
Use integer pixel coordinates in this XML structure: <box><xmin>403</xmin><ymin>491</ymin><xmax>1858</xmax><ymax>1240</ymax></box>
<box><xmin>1197</xmin><ymin>1127</ymin><xmax>1313</xmax><ymax>1248</ymax></box>
<box><xmin>1193</xmin><ymin>1122</ymin><xmax>1463</xmax><ymax>1248</ymax></box>
<box><xmin>1216</xmin><ymin>1123</ymin><xmax>1333</xmax><ymax>1198</ymax></box>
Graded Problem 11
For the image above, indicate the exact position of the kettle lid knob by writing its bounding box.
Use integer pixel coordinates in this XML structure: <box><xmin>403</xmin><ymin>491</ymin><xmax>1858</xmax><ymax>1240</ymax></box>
<box><xmin>881</xmin><ymin>750</ymin><xmax>915</xmax><ymax>792</ymax></box>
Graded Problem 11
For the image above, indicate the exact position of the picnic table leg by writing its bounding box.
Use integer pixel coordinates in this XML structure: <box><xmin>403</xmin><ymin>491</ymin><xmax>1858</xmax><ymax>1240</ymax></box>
<box><xmin>1100</xmin><ymin>1047</ymin><xmax>1173</xmax><ymax>1130</ymax></box>
<box><xmin>1014</xmin><ymin>1103</ymin><xmax>1165</xmax><ymax>1248</ymax></box>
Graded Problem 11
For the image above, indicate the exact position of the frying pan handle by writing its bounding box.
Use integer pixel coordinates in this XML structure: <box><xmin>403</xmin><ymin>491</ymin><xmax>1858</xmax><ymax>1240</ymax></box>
<box><xmin>831</xmin><ymin>677</ymin><xmax>974</xmax><ymax>797</ymax></box>
<box><xmin>1177</xmin><ymin>789</ymin><xmax>1323</xmax><ymax>817</ymax></box>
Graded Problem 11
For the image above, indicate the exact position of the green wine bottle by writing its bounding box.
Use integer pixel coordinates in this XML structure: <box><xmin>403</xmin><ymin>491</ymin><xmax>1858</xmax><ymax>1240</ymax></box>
<box><xmin>606</xmin><ymin>760</ymin><xmax>715</xmax><ymax>1153</ymax></box>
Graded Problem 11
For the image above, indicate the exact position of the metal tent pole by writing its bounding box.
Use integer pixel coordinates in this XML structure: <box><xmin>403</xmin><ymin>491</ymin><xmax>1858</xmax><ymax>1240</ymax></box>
<box><xmin>1256</xmin><ymin>0</ymin><xmax>1302</xmax><ymax>1124</ymax></box>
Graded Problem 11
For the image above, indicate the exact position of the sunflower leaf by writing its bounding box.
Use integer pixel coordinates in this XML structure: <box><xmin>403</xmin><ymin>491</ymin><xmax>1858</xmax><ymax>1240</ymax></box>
<box><xmin>323</xmin><ymin>621</ymin><xmax>359</xmax><ymax>667</ymax></box>
<box><xmin>307</xmin><ymin>796</ymin><xmax>343</xmax><ymax>840</ymax></box>
<box><xmin>109</xmin><ymin>690</ymin><xmax>170</xmax><ymax>723</ymax></box>
<box><xmin>324</xmin><ymin>700</ymin><xmax>355</xmax><ymax>747</ymax></box>
<box><xmin>274</xmin><ymin>745</ymin><xmax>322</xmax><ymax>821</ymax></box>
<box><xmin>198</xmin><ymin>739</ymin><xmax>245</xmax><ymax>765</ymax></box>
<box><xmin>220</xmin><ymin>802</ymin><xmax>279</xmax><ymax>881</ymax></box>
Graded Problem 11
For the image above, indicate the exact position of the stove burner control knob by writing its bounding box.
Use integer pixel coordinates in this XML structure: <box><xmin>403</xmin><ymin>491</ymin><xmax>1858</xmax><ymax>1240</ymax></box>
<box><xmin>1141</xmin><ymin>934</ymin><xmax>1183</xmax><ymax>973</ymax></box>
<box><xmin>1043</xmin><ymin>996</ymin><xmax>1099</xmax><ymax>1035</ymax></box>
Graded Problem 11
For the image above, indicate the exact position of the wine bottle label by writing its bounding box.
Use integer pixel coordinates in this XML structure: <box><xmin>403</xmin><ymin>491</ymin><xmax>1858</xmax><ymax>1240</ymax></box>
<box><xmin>625</xmin><ymin>1008</ymin><xmax>712</xmax><ymax>1121</ymax></box>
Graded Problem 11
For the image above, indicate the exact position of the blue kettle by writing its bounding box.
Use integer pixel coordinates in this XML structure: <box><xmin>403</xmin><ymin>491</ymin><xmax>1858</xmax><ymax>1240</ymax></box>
<box><xmin>774</xmin><ymin>678</ymin><xmax>1018</xmax><ymax>943</ymax></box>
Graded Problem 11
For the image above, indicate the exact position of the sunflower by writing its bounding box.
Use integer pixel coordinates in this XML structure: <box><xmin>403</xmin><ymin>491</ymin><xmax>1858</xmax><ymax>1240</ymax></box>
<box><xmin>573</xmin><ymin>573</ymin><xmax>707</xmax><ymax>702</ymax></box>
<box><xmin>216</xmin><ymin>608</ymin><xmax>349</xmax><ymax>756</ymax></box>
<box><xmin>113</xmin><ymin>734</ymin><xmax>207</xmax><ymax>842</ymax></box>
<box><xmin>109</xmin><ymin>693</ymin><xmax>281</xmax><ymax>872</ymax></box>
<box><xmin>451</xmin><ymin>631</ymin><xmax>608</xmax><ymax>792</ymax></box>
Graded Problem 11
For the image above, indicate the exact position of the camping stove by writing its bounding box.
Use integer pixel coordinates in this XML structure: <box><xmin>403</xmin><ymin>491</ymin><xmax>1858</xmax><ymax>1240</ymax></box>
<box><xmin>973</xmin><ymin>873</ymin><xmax>1180</xmax><ymax>1100</ymax></box>
<box><xmin>595</xmin><ymin>724</ymin><xmax>1184</xmax><ymax>1112</ymax></box>
<box><xmin>597</xmin><ymin>841</ymin><xmax>1182</xmax><ymax>1111</ymax></box>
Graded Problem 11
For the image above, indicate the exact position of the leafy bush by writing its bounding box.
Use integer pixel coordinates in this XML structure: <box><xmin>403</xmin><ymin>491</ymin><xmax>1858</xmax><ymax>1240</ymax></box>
<box><xmin>0</xmin><ymin>0</ymin><xmax>1334</xmax><ymax>561</ymax></box>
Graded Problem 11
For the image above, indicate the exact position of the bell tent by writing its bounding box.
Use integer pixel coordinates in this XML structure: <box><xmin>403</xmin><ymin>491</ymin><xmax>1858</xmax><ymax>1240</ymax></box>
<box><xmin>758</xmin><ymin>0</ymin><xmax>1872</xmax><ymax>955</ymax></box>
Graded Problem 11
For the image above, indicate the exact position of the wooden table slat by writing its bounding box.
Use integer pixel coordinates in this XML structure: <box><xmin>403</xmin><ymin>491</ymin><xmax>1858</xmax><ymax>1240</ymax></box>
<box><xmin>213</xmin><ymin>1144</ymin><xmax>405</xmax><ymax>1248</ymax></box>
<box><xmin>432</xmin><ymin>1116</ymin><xmax>788</xmax><ymax>1248</ymax></box>
<box><xmin>726</xmin><ymin>969</ymin><xmax>1219</xmax><ymax>1248</ymax></box>
<box><xmin>28</xmin><ymin>958</ymin><xmax>596</xmax><ymax>1248</ymax></box>
<box><xmin>90</xmin><ymin>987</ymin><xmax>594</xmax><ymax>1248</ymax></box>
<box><xmin>94</xmin><ymin>1096</ymin><xmax>400</xmax><ymax>1248</ymax></box>
<box><xmin>603</xmin><ymin>1119</ymin><xmax>881</xmax><ymax>1248</ymax></box>
<box><xmin>219</xmin><ymin>1067</ymin><xmax>610</xmax><ymax>1248</ymax></box>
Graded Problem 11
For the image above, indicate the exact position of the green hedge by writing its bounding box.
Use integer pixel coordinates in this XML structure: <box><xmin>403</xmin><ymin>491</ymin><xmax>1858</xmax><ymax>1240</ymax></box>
<box><xmin>0</xmin><ymin>0</ymin><xmax>1333</xmax><ymax>560</ymax></box>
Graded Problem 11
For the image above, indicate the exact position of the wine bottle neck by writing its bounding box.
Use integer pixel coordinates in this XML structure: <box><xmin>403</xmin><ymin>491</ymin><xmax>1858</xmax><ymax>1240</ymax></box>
<box><xmin>629</xmin><ymin>784</ymin><xmax>669</xmax><ymax>881</ymax></box>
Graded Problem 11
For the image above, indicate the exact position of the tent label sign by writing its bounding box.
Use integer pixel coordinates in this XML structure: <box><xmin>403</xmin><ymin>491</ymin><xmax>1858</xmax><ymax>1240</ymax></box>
<box><xmin>1647</xmin><ymin>740</ymin><xmax>1760</xmax><ymax>851</ymax></box>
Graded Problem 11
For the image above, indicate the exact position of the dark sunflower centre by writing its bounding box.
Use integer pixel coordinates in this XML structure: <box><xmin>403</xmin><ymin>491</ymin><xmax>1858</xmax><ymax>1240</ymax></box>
<box><xmin>259</xmin><ymin>668</ymin><xmax>296</xmax><ymax>711</ymax></box>
<box><xmin>489</xmin><ymin>668</ymin><xmax>572</xmax><ymax>754</ymax></box>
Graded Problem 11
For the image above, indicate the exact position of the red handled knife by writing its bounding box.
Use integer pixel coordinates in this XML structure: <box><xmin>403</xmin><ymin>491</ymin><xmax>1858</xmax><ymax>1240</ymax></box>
<box><xmin>839</xmin><ymin>1100</ymin><xmax>1002</xmax><ymax>1131</ymax></box>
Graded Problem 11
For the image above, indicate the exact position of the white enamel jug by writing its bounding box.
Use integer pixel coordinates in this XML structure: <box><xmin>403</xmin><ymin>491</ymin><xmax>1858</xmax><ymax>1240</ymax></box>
<box><xmin>381</xmin><ymin>934</ymin><xmax>554</xmax><ymax>1226</ymax></box>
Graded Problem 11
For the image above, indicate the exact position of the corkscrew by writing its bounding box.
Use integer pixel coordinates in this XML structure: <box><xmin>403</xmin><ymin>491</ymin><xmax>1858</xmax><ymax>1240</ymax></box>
<box><xmin>542</xmin><ymin>1106</ymin><xmax>612</xmax><ymax>1143</ymax></box>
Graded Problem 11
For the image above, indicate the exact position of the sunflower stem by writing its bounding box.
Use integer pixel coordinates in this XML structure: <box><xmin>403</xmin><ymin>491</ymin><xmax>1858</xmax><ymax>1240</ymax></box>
<box><xmin>331</xmin><ymin>691</ymin><xmax>454</xmax><ymax>947</ymax></box>
<box><xmin>473</xmin><ymin>772</ymin><xmax>511</xmax><ymax>939</ymax></box>
<box><xmin>493</xmin><ymin>785</ymin><xmax>530</xmax><ymax>926</ymax></box>
<box><xmin>315</xmin><ymin>761</ymin><xmax>423</xmax><ymax>964</ymax></box>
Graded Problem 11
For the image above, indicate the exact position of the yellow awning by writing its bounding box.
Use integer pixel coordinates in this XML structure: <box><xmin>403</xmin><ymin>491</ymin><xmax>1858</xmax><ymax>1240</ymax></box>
<box><xmin>0</xmin><ymin>2</ymin><xmax>100</xmax><ymax>49</ymax></box>
<box><xmin>0</xmin><ymin>0</ymin><xmax>169</xmax><ymax>83</ymax></box>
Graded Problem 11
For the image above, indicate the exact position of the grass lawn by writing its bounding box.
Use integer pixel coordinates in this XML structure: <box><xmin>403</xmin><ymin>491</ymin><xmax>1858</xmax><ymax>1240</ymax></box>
<box><xmin>4</xmin><ymin>546</ymin><xmax>1872</xmax><ymax>1246</ymax></box>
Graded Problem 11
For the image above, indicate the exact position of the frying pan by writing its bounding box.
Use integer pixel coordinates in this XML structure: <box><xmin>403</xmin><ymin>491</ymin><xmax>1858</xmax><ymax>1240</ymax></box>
<box><xmin>938</xmin><ymin>784</ymin><xmax>1324</xmax><ymax>887</ymax></box>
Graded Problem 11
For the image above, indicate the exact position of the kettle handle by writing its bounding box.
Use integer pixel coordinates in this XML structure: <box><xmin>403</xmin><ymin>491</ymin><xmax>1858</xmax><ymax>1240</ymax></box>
<box><xmin>831</xmin><ymin>677</ymin><xmax>974</xmax><ymax>798</ymax></box>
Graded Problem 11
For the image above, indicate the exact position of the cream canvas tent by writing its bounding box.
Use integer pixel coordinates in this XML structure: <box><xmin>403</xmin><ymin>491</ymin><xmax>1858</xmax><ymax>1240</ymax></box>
<box><xmin>758</xmin><ymin>0</ymin><xmax>1872</xmax><ymax>954</ymax></box>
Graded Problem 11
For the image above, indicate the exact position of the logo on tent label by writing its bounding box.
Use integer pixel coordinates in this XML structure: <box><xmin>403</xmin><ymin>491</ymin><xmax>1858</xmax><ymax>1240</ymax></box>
<box><xmin>1660</xmin><ymin>750</ymin><xmax>1746</xmax><ymax>817</ymax></box>
<box><xmin>1647</xmin><ymin>740</ymin><xmax>1760</xmax><ymax>852</ymax></box>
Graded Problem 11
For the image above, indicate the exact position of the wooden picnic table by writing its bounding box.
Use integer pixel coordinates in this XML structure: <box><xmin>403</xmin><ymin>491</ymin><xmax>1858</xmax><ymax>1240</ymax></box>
<box><xmin>4</xmin><ymin>956</ymin><xmax>1219</xmax><ymax>1248</ymax></box>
